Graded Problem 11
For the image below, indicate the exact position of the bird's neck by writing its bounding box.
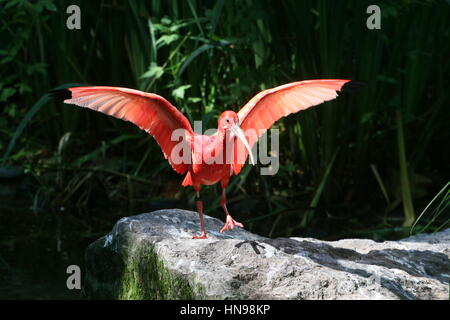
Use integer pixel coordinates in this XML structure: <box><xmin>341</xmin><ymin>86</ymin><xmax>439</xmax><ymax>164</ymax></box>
<box><xmin>215</xmin><ymin>128</ymin><xmax>225</xmax><ymax>140</ymax></box>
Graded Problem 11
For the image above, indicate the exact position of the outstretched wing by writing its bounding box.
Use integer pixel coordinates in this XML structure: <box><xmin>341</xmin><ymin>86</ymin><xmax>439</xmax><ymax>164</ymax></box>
<box><xmin>234</xmin><ymin>79</ymin><xmax>359</xmax><ymax>174</ymax></box>
<box><xmin>50</xmin><ymin>86</ymin><xmax>193</xmax><ymax>174</ymax></box>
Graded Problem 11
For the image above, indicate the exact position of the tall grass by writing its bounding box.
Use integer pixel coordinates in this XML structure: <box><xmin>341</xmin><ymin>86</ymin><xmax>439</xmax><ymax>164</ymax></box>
<box><xmin>1</xmin><ymin>0</ymin><xmax>448</xmax><ymax>238</ymax></box>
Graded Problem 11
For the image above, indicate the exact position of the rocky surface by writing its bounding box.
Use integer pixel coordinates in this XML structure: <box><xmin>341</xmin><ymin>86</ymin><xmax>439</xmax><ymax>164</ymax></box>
<box><xmin>83</xmin><ymin>209</ymin><xmax>450</xmax><ymax>300</ymax></box>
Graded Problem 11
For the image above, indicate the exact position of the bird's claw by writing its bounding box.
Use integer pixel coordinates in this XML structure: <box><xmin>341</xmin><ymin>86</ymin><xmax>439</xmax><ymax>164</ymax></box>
<box><xmin>220</xmin><ymin>215</ymin><xmax>244</xmax><ymax>233</ymax></box>
<box><xmin>192</xmin><ymin>232</ymin><xmax>207</xmax><ymax>239</ymax></box>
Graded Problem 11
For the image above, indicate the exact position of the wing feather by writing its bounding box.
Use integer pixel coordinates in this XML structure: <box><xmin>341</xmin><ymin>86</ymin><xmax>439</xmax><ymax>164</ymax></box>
<box><xmin>52</xmin><ymin>86</ymin><xmax>193</xmax><ymax>174</ymax></box>
<box><xmin>233</xmin><ymin>79</ymin><xmax>355</xmax><ymax>174</ymax></box>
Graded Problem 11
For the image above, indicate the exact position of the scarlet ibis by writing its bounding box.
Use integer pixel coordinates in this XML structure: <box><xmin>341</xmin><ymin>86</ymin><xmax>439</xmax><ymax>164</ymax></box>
<box><xmin>50</xmin><ymin>79</ymin><xmax>358</xmax><ymax>238</ymax></box>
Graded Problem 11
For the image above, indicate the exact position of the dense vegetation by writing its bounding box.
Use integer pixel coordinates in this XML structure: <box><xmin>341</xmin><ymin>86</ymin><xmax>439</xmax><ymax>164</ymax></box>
<box><xmin>0</xmin><ymin>0</ymin><xmax>449</xmax><ymax>298</ymax></box>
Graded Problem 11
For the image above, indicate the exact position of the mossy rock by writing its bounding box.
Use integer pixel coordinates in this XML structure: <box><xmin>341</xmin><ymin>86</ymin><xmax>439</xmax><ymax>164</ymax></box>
<box><xmin>83</xmin><ymin>236</ymin><xmax>205</xmax><ymax>299</ymax></box>
<box><xmin>119</xmin><ymin>243</ymin><xmax>205</xmax><ymax>299</ymax></box>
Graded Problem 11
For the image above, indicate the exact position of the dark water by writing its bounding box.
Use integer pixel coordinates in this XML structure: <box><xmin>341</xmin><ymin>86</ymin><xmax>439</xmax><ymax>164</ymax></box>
<box><xmin>0</xmin><ymin>183</ymin><xmax>187</xmax><ymax>299</ymax></box>
<box><xmin>0</xmin><ymin>171</ymin><xmax>118</xmax><ymax>299</ymax></box>
<box><xmin>0</xmin><ymin>203</ymin><xmax>94</xmax><ymax>299</ymax></box>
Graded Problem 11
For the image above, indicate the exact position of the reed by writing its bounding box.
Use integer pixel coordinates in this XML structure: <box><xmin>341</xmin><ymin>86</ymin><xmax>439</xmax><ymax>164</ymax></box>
<box><xmin>1</xmin><ymin>0</ymin><xmax>448</xmax><ymax>238</ymax></box>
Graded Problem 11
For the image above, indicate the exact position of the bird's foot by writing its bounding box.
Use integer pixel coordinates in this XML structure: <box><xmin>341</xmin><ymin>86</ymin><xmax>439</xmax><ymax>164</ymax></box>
<box><xmin>192</xmin><ymin>231</ymin><xmax>207</xmax><ymax>239</ymax></box>
<box><xmin>220</xmin><ymin>215</ymin><xmax>244</xmax><ymax>233</ymax></box>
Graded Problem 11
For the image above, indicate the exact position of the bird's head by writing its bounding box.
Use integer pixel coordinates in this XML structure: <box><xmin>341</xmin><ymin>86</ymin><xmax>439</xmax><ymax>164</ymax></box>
<box><xmin>218</xmin><ymin>110</ymin><xmax>239</xmax><ymax>131</ymax></box>
<box><xmin>218</xmin><ymin>110</ymin><xmax>255</xmax><ymax>165</ymax></box>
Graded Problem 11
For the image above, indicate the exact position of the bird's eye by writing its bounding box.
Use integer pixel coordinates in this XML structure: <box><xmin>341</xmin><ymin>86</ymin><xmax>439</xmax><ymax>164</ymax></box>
<box><xmin>226</xmin><ymin>119</ymin><xmax>230</xmax><ymax>123</ymax></box>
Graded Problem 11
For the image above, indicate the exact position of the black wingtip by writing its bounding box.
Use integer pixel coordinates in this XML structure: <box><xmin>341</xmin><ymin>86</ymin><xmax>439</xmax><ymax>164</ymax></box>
<box><xmin>341</xmin><ymin>80</ymin><xmax>366</xmax><ymax>93</ymax></box>
<box><xmin>48</xmin><ymin>88</ymin><xmax>72</xmax><ymax>101</ymax></box>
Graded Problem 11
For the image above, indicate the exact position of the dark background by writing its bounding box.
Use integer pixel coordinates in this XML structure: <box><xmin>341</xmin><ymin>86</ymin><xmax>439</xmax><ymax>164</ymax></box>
<box><xmin>0</xmin><ymin>0</ymin><xmax>449</xmax><ymax>299</ymax></box>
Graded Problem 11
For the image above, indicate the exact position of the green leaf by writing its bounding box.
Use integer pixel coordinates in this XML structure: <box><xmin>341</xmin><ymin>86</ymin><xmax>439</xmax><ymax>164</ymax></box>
<box><xmin>187</xmin><ymin>97</ymin><xmax>201</xmax><ymax>103</ymax></box>
<box><xmin>0</xmin><ymin>88</ymin><xmax>16</xmax><ymax>102</ymax></box>
<box><xmin>156</xmin><ymin>34</ymin><xmax>180</xmax><ymax>48</ymax></box>
<box><xmin>161</xmin><ymin>17</ymin><xmax>172</xmax><ymax>25</ymax></box>
<box><xmin>172</xmin><ymin>85</ymin><xmax>191</xmax><ymax>100</ymax></box>
<box><xmin>140</xmin><ymin>63</ymin><xmax>164</xmax><ymax>79</ymax></box>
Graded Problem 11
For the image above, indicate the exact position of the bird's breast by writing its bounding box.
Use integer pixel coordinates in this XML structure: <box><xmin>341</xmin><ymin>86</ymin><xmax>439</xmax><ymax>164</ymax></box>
<box><xmin>189</xmin><ymin>133</ymin><xmax>233</xmax><ymax>185</ymax></box>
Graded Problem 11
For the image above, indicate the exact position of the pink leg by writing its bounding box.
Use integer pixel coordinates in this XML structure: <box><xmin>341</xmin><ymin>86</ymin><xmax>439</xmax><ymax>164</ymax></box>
<box><xmin>192</xmin><ymin>190</ymin><xmax>207</xmax><ymax>239</ymax></box>
<box><xmin>219</xmin><ymin>185</ymin><xmax>244</xmax><ymax>233</ymax></box>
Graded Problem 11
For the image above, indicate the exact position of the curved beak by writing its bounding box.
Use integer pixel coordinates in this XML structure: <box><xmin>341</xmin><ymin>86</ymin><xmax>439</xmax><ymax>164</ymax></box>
<box><xmin>230</xmin><ymin>123</ymin><xmax>256</xmax><ymax>165</ymax></box>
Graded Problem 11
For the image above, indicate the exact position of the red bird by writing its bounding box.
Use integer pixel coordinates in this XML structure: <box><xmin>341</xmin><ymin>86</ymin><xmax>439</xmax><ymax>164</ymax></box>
<box><xmin>51</xmin><ymin>79</ymin><xmax>357</xmax><ymax>238</ymax></box>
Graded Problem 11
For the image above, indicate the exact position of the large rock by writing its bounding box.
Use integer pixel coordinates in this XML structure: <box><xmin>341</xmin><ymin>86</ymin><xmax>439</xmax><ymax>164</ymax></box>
<box><xmin>83</xmin><ymin>209</ymin><xmax>450</xmax><ymax>300</ymax></box>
